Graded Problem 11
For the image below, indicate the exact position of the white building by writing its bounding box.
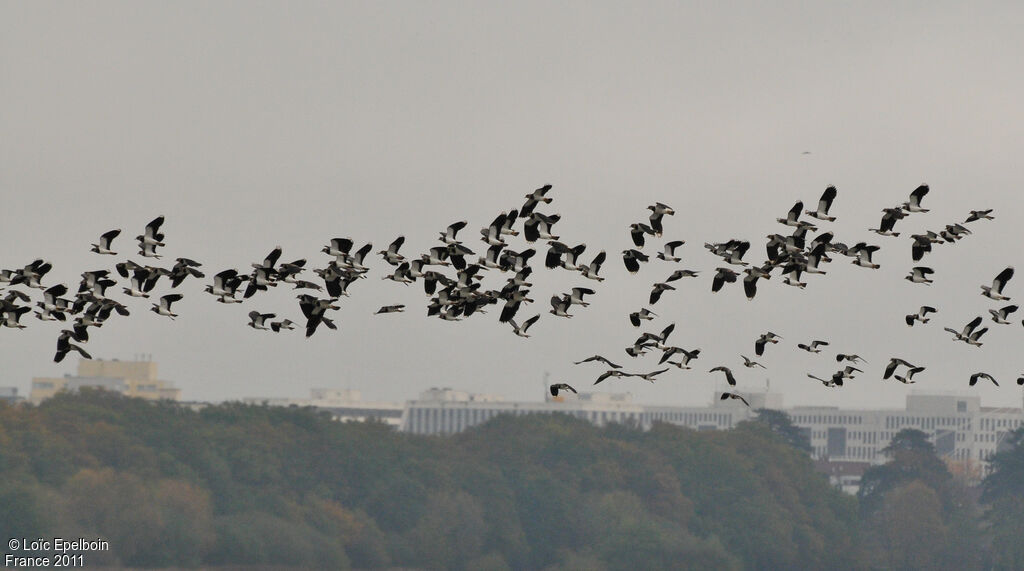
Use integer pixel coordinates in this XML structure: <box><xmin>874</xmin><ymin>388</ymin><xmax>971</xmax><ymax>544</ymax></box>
<box><xmin>399</xmin><ymin>387</ymin><xmax>1024</xmax><ymax>487</ymax></box>
<box><xmin>244</xmin><ymin>388</ymin><xmax>404</xmax><ymax>427</ymax></box>
<box><xmin>245</xmin><ymin>385</ymin><xmax>1024</xmax><ymax>489</ymax></box>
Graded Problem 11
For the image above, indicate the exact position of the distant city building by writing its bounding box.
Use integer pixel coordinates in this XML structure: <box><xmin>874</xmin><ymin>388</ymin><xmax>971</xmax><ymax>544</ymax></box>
<box><xmin>0</xmin><ymin>386</ymin><xmax>23</xmax><ymax>405</ymax></box>
<box><xmin>30</xmin><ymin>357</ymin><xmax>181</xmax><ymax>403</ymax></box>
<box><xmin>243</xmin><ymin>388</ymin><xmax>404</xmax><ymax>427</ymax></box>
<box><xmin>397</xmin><ymin>387</ymin><xmax>1024</xmax><ymax>488</ymax></box>
<box><xmin>402</xmin><ymin>387</ymin><xmax>646</xmax><ymax>435</ymax></box>
<box><xmin>233</xmin><ymin>384</ymin><xmax>1024</xmax><ymax>491</ymax></box>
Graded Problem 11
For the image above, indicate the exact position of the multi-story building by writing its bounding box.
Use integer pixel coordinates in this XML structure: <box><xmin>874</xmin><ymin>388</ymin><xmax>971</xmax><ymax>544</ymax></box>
<box><xmin>30</xmin><ymin>357</ymin><xmax>181</xmax><ymax>403</ymax></box>
<box><xmin>244</xmin><ymin>388</ymin><xmax>404</xmax><ymax>427</ymax></box>
<box><xmin>397</xmin><ymin>387</ymin><xmax>1024</xmax><ymax>487</ymax></box>
<box><xmin>402</xmin><ymin>387</ymin><xmax>647</xmax><ymax>435</ymax></box>
<box><xmin>0</xmin><ymin>386</ymin><xmax>23</xmax><ymax>404</ymax></box>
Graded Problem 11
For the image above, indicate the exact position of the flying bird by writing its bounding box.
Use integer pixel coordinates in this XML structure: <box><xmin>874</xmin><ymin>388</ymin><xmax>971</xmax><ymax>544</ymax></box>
<box><xmin>629</xmin><ymin>308</ymin><xmax>657</xmax><ymax>327</ymax></box>
<box><xmin>509</xmin><ymin>314</ymin><xmax>540</xmax><ymax>337</ymax></box>
<box><xmin>981</xmin><ymin>266</ymin><xmax>1014</xmax><ymax>300</ymax></box>
<box><xmin>90</xmin><ymin>229</ymin><xmax>121</xmax><ymax>255</ymax></box>
<box><xmin>150</xmin><ymin>294</ymin><xmax>183</xmax><ymax>319</ymax></box>
<box><xmin>549</xmin><ymin>383</ymin><xmax>577</xmax><ymax>397</ymax></box>
<box><xmin>805</xmin><ymin>186</ymin><xmax>837</xmax><ymax>221</ymax></box>
<box><xmin>964</xmin><ymin>209</ymin><xmax>994</xmax><ymax>223</ymax></box>
<box><xmin>797</xmin><ymin>340</ymin><xmax>830</xmax><ymax>353</ymax></box>
<box><xmin>969</xmin><ymin>372</ymin><xmax>998</xmax><ymax>387</ymax></box>
<box><xmin>989</xmin><ymin>305</ymin><xmax>1019</xmax><ymax>324</ymax></box>
<box><xmin>665</xmin><ymin>269</ymin><xmax>699</xmax><ymax>282</ymax></box>
<box><xmin>903</xmin><ymin>184</ymin><xmax>930</xmax><ymax>213</ymax></box>
<box><xmin>905</xmin><ymin>267</ymin><xmax>934</xmax><ymax>285</ymax></box>
<box><xmin>741</xmin><ymin>355</ymin><xmax>766</xmax><ymax>369</ymax></box>
<box><xmin>720</xmin><ymin>392</ymin><xmax>750</xmax><ymax>406</ymax></box>
<box><xmin>657</xmin><ymin>241</ymin><xmax>685</xmax><ymax>262</ymax></box>
<box><xmin>884</xmin><ymin>358</ymin><xmax>918</xmax><ymax>380</ymax></box>
<box><xmin>649</xmin><ymin>282</ymin><xmax>676</xmax><ymax>305</ymax></box>
<box><xmin>594</xmin><ymin>370</ymin><xmax>633</xmax><ymax>385</ymax></box>
<box><xmin>905</xmin><ymin>306</ymin><xmax>937</xmax><ymax>326</ymax></box>
<box><xmin>574</xmin><ymin>355</ymin><xmax>622</xmax><ymax>369</ymax></box>
<box><xmin>247</xmin><ymin>311</ymin><xmax>276</xmax><ymax>330</ymax></box>
<box><xmin>709</xmin><ymin>366</ymin><xmax>737</xmax><ymax>386</ymax></box>
<box><xmin>893</xmin><ymin>366</ymin><xmax>925</xmax><ymax>384</ymax></box>
<box><xmin>622</xmin><ymin>249</ymin><xmax>649</xmax><ymax>274</ymax></box>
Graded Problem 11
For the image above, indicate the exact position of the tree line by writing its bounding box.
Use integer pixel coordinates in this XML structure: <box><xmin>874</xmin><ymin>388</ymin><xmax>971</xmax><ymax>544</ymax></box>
<box><xmin>1</xmin><ymin>390</ymin><xmax>1023</xmax><ymax>569</ymax></box>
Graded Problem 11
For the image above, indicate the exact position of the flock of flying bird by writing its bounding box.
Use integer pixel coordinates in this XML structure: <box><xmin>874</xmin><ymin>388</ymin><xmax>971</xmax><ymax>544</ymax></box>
<box><xmin>1</xmin><ymin>183</ymin><xmax>1021</xmax><ymax>403</ymax></box>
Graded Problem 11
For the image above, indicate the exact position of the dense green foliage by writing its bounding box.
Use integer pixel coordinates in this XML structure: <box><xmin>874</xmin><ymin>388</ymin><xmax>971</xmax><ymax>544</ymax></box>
<box><xmin>0</xmin><ymin>392</ymin><xmax>1017</xmax><ymax>569</ymax></box>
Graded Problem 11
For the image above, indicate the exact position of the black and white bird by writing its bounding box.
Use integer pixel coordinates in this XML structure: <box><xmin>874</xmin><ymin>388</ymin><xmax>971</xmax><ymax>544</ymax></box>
<box><xmin>205</xmin><ymin>269</ymin><xmax>246</xmax><ymax>303</ymax></box>
<box><xmin>807</xmin><ymin>373</ymin><xmax>843</xmax><ymax>387</ymax></box>
<box><xmin>850</xmin><ymin>243</ymin><xmax>881</xmax><ymax>269</ymax></box>
<box><xmin>869</xmin><ymin>210</ymin><xmax>903</xmax><ymax>237</ymax></box>
<box><xmin>90</xmin><ymin>229</ymin><xmax>121</xmax><ymax>255</ymax></box>
<box><xmin>574</xmin><ymin>355</ymin><xmax>622</xmax><ymax>369</ymax></box>
<box><xmin>804</xmin><ymin>186</ymin><xmax>837</xmax><ymax>221</ymax></box>
<box><xmin>54</xmin><ymin>330</ymin><xmax>91</xmax><ymax>363</ymax></box>
<box><xmin>665</xmin><ymin>269</ymin><xmax>699</xmax><ymax>282</ymax></box>
<box><xmin>647</xmin><ymin>202</ymin><xmax>675</xmax><ymax>235</ymax></box>
<box><xmin>379</xmin><ymin>236</ymin><xmax>406</xmax><ymax>266</ymax></box>
<box><xmin>754</xmin><ymin>332</ymin><xmax>782</xmax><ymax>357</ymax></box>
<box><xmin>981</xmin><ymin>267</ymin><xmax>1014</xmax><ymax>301</ymax></box>
<box><xmin>964</xmin><ymin>209</ymin><xmax>994</xmax><ymax>223</ymax></box>
<box><xmin>662</xmin><ymin>347</ymin><xmax>701</xmax><ymax>369</ymax></box>
<box><xmin>905</xmin><ymin>267</ymin><xmax>934</xmax><ymax>285</ymax></box>
<box><xmin>720</xmin><ymin>392</ymin><xmax>750</xmax><ymax>406</ymax></box>
<box><xmin>549</xmin><ymin>295</ymin><xmax>573</xmax><ymax>318</ymax></box>
<box><xmin>711</xmin><ymin>267</ymin><xmax>739</xmax><ymax>293</ymax></box>
<box><xmin>797</xmin><ymin>340</ymin><xmax>829</xmax><ymax>353</ymax></box>
<box><xmin>594</xmin><ymin>370</ymin><xmax>633</xmax><ymax>385</ymax></box>
<box><xmin>520</xmin><ymin>184</ymin><xmax>553</xmax><ymax>218</ymax></box>
<box><xmin>657</xmin><ymin>241</ymin><xmax>685</xmax><ymax>262</ymax></box>
<box><xmin>709</xmin><ymin>366</ymin><xmax>737</xmax><ymax>386</ymax></box>
<box><xmin>893</xmin><ymin>366</ymin><xmax>925</xmax><ymax>384</ymax></box>
<box><xmin>150</xmin><ymin>294</ymin><xmax>183</xmax><ymax>319</ymax></box>
<box><xmin>622</xmin><ymin>249</ymin><xmax>649</xmax><ymax>274</ymax></box>
<box><xmin>568</xmin><ymin>287</ymin><xmax>595</xmax><ymax>307</ymax></box>
<box><xmin>629</xmin><ymin>223</ymin><xmax>657</xmax><ymax>248</ymax></box>
<box><xmin>969</xmin><ymin>372</ymin><xmax>998</xmax><ymax>387</ymax></box>
<box><xmin>438</xmin><ymin>221</ymin><xmax>467</xmax><ymax>246</ymax></box>
<box><xmin>990</xmin><ymin>305</ymin><xmax>1019</xmax><ymax>324</ymax></box>
<box><xmin>375</xmin><ymin>305</ymin><xmax>406</xmax><ymax>314</ymax></box>
<box><xmin>778</xmin><ymin>201</ymin><xmax>812</xmax><ymax>228</ymax></box>
<box><xmin>524</xmin><ymin>213</ymin><xmax>561</xmax><ymax>242</ymax></box>
<box><xmin>741</xmin><ymin>355</ymin><xmax>766</xmax><ymax>369</ymax></box>
<box><xmin>509</xmin><ymin>314</ymin><xmax>540</xmax><ymax>337</ymax></box>
<box><xmin>629</xmin><ymin>308</ymin><xmax>657</xmax><ymax>327</ymax></box>
<box><xmin>168</xmin><ymin>258</ymin><xmax>205</xmax><ymax>288</ymax></box>
<box><xmin>905</xmin><ymin>306</ymin><xmax>937</xmax><ymax>326</ymax></box>
<box><xmin>902</xmin><ymin>184</ymin><xmax>930</xmax><ymax>213</ymax></box>
<box><xmin>836</xmin><ymin>365</ymin><xmax>863</xmax><ymax>379</ymax></box>
<box><xmin>884</xmin><ymin>357</ymin><xmax>918</xmax><ymax>380</ymax></box>
<box><xmin>549</xmin><ymin>383</ymin><xmax>577</xmax><ymax>397</ymax></box>
<box><xmin>634</xmin><ymin>368</ymin><xmax>670</xmax><ymax>382</ymax></box>
<box><xmin>136</xmin><ymin>216</ymin><xmax>166</xmax><ymax>258</ymax></box>
<box><xmin>248</xmin><ymin>311</ymin><xmax>275</xmax><ymax>330</ymax></box>
<box><xmin>298</xmin><ymin>294</ymin><xmax>340</xmax><ymax>337</ymax></box>
<box><xmin>270</xmin><ymin>319</ymin><xmax>296</xmax><ymax>332</ymax></box>
<box><xmin>944</xmin><ymin>316</ymin><xmax>984</xmax><ymax>343</ymax></box>
<box><xmin>836</xmin><ymin>354</ymin><xmax>867</xmax><ymax>364</ymax></box>
<box><xmin>649</xmin><ymin>282</ymin><xmax>675</xmax><ymax>305</ymax></box>
<box><xmin>579</xmin><ymin>251</ymin><xmax>607</xmax><ymax>282</ymax></box>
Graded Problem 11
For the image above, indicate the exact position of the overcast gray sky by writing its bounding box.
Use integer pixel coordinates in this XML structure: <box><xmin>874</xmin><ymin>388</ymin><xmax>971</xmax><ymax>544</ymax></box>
<box><xmin>3</xmin><ymin>2</ymin><xmax>1024</xmax><ymax>409</ymax></box>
